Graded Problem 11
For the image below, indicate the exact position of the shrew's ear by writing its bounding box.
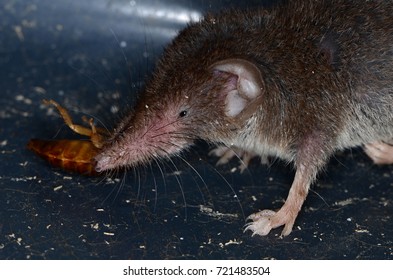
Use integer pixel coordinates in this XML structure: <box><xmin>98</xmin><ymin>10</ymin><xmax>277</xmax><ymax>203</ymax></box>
<box><xmin>211</xmin><ymin>59</ymin><xmax>264</xmax><ymax>120</ymax></box>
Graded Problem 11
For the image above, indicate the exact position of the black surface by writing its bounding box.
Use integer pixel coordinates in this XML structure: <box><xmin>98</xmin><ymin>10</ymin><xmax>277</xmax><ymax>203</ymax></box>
<box><xmin>0</xmin><ymin>0</ymin><xmax>392</xmax><ymax>259</ymax></box>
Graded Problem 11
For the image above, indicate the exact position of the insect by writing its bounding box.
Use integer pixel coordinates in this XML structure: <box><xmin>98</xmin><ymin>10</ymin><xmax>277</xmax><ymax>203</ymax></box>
<box><xmin>27</xmin><ymin>99</ymin><xmax>109</xmax><ymax>175</ymax></box>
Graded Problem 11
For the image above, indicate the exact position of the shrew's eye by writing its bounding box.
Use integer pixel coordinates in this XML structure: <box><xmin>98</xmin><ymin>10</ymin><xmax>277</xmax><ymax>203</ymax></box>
<box><xmin>179</xmin><ymin>110</ymin><xmax>188</xmax><ymax>118</ymax></box>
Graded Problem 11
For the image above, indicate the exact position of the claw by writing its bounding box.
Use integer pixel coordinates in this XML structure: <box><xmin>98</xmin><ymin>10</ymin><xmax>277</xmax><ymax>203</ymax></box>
<box><xmin>243</xmin><ymin>209</ymin><xmax>277</xmax><ymax>236</ymax></box>
<box><xmin>209</xmin><ymin>145</ymin><xmax>259</xmax><ymax>172</ymax></box>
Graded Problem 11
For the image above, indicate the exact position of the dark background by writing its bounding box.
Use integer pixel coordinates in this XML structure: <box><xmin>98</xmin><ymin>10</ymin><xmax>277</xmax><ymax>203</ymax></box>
<box><xmin>0</xmin><ymin>0</ymin><xmax>392</xmax><ymax>259</ymax></box>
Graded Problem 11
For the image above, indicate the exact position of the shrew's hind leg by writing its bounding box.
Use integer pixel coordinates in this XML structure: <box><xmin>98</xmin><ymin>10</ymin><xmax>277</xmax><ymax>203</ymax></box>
<box><xmin>43</xmin><ymin>99</ymin><xmax>106</xmax><ymax>148</ymax></box>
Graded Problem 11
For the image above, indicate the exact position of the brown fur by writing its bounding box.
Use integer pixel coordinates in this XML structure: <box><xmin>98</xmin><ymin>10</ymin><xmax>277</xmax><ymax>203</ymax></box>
<box><xmin>95</xmin><ymin>0</ymin><xmax>393</xmax><ymax>236</ymax></box>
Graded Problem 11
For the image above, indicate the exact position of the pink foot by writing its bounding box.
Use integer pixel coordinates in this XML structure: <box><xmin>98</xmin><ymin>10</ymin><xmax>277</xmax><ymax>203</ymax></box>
<box><xmin>364</xmin><ymin>141</ymin><xmax>393</xmax><ymax>165</ymax></box>
<box><xmin>209</xmin><ymin>145</ymin><xmax>266</xmax><ymax>173</ymax></box>
<box><xmin>244</xmin><ymin>163</ymin><xmax>311</xmax><ymax>237</ymax></box>
<box><xmin>244</xmin><ymin>205</ymin><xmax>297</xmax><ymax>237</ymax></box>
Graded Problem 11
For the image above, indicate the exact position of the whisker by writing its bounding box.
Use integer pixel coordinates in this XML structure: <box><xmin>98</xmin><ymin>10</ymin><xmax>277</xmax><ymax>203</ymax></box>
<box><xmin>151</xmin><ymin>117</ymin><xmax>185</xmax><ymax>133</ymax></box>
<box><xmin>208</xmin><ymin>162</ymin><xmax>245</xmax><ymax>220</ymax></box>
<box><xmin>151</xmin><ymin>121</ymin><xmax>176</xmax><ymax>133</ymax></box>
<box><xmin>80</xmin><ymin>112</ymin><xmax>111</xmax><ymax>136</ymax></box>
<box><xmin>153</xmin><ymin>157</ymin><xmax>167</xmax><ymax>190</ymax></box>
<box><xmin>101</xmin><ymin>176</ymin><xmax>121</xmax><ymax>206</ymax></box>
<box><xmin>167</xmin><ymin>132</ymin><xmax>198</xmax><ymax>140</ymax></box>
<box><xmin>118</xmin><ymin>170</ymin><xmax>128</xmax><ymax>200</ymax></box>
<box><xmin>155</xmin><ymin>140</ymin><xmax>185</xmax><ymax>151</ymax></box>
<box><xmin>141</xmin><ymin>122</ymin><xmax>157</xmax><ymax>139</ymax></box>
<box><xmin>177</xmin><ymin>155</ymin><xmax>209</xmax><ymax>206</ymax></box>
<box><xmin>148</xmin><ymin>143</ymin><xmax>169</xmax><ymax>156</ymax></box>
<box><xmin>309</xmin><ymin>189</ymin><xmax>329</xmax><ymax>207</ymax></box>
<box><xmin>68</xmin><ymin>63</ymin><xmax>111</xmax><ymax>99</ymax></box>
<box><xmin>133</xmin><ymin>166</ymin><xmax>141</xmax><ymax>200</ymax></box>
<box><xmin>165</xmin><ymin>155</ymin><xmax>188</xmax><ymax>221</ymax></box>
<box><xmin>109</xmin><ymin>28</ymin><xmax>134</xmax><ymax>89</ymax></box>
<box><xmin>148</xmin><ymin>162</ymin><xmax>159</xmax><ymax>212</ymax></box>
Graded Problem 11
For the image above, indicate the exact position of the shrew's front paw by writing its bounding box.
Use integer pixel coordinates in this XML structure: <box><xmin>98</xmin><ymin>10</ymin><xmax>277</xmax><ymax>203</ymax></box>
<box><xmin>364</xmin><ymin>141</ymin><xmax>393</xmax><ymax>165</ymax></box>
<box><xmin>209</xmin><ymin>145</ymin><xmax>266</xmax><ymax>173</ymax></box>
